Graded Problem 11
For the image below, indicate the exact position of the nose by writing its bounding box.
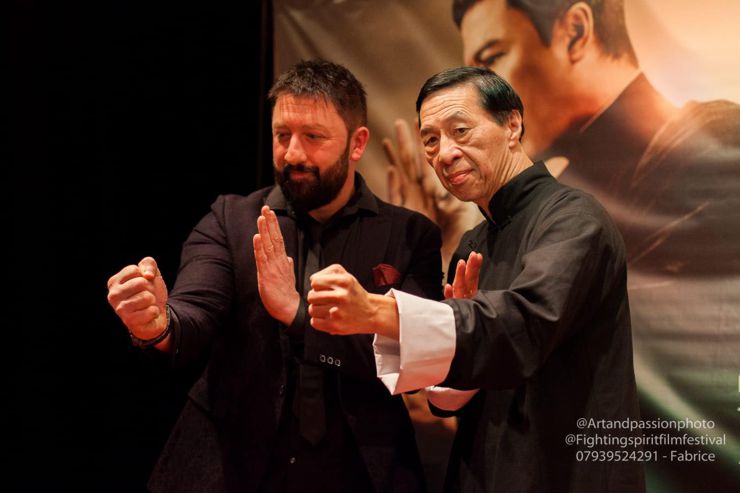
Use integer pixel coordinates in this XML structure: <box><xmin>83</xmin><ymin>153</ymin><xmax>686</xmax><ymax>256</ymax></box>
<box><xmin>438</xmin><ymin>135</ymin><xmax>462</xmax><ymax>167</ymax></box>
<box><xmin>284</xmin><ymin>135</ymin><xmax>307</xmax><ymax>165</ymax></box>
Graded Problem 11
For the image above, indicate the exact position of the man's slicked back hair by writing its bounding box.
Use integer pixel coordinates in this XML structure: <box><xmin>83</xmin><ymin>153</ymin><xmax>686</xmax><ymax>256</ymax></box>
<box><xmin>452</xmin><ymin>0</ymin><xmax>637</xmax><ymax>65</ymax></box>
<box><xmin>268</xmin><ymin>59</ymin><xmax>368</xmax><ymax>133</ymax></box>
<box><xmin>416</xmin><ymin>66</ymin><xmax>525</xmax><ymax>140</ymax></box>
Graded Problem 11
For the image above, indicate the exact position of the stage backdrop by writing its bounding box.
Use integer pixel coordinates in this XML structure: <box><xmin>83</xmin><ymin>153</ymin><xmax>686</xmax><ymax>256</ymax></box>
<box><xmin>274</xmin><ymin>1</ymin><xmax>740</xmax><ymax>492</ymax></box>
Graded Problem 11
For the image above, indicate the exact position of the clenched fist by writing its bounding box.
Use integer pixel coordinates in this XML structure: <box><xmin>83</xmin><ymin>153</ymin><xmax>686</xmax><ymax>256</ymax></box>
<box><xmin>307</xmin><ymin>264</ymin><xmax>400</xmax><ymax>339</ymax></box>
<box><xmin>107</xmin><ymin>256</ymin><xmax>170</xmax><ymax>349</ymax></box>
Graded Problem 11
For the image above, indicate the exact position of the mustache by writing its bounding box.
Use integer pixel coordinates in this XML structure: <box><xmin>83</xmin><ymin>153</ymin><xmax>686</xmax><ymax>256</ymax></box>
<box><xmin>282</xmin><ymin>164</ymin><xmax>320</xmax><ymax>179</ymax></box>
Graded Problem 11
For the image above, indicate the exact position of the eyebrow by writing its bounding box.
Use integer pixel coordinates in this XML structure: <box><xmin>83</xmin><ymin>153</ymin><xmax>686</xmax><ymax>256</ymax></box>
<box><xmin>301</xmin><ymin>124</ymin><xmax>329</xmax><ymax>132</ymax></box>
<box><xmin>272</xmin><ymin>123</ymin><xmax>329</xmax><ymax>132</ymax></box>
<box><xmin>472</xmin><ymin>39</ymin><xmax>501</xmax><ymax>65</ymax></box>
<box><xmin>420</xmin><ymin>111</ymin><xmax>470</xmax><ymax>137</ymax></box>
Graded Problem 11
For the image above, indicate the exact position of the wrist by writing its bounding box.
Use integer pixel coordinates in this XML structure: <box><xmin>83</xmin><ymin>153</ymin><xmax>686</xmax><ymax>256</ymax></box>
<box><xmin>281</xmin><ymin>295</ymin><xmax>301</xmax><ymax>326</ymax></box>
<box><xmin>130</xmin><ymin>306</ymin><xmax>172</xmax><ymax>349</ymax></box>
<box><xmin>369</xmin><ymin>294</ymin><xmax>400</xmax><ymax>340</ymax></box>
<box><xmin>285</xmin><ymin>297</ymin><xmax>306</xmax><ymax>333</ymax></box>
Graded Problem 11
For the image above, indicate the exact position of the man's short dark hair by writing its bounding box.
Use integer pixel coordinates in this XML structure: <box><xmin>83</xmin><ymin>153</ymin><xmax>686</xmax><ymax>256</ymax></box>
<box><xmin>416</xmin><ymin>66</ymin><xmax>525</xmax><ymax>140</ymax></box>
<box><xmin>268</xmin><ymin>59</ymin><xmax>368</xmax><ymax>133</ymax></box>
<box><xmin>453</xmin><ymin>0</ymin><xmax>637</xmax><ymax>65</ymax></box>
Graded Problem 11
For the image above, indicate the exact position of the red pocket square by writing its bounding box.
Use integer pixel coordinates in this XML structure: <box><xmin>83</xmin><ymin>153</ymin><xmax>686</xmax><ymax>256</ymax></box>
<box><xmin>372</xmin><ymin>263</ymin><xmax>401</xmax><ymax>287</ymax></box>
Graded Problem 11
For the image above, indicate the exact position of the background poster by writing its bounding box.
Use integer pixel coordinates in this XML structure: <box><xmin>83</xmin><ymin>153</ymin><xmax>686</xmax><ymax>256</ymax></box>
<box><xmin>274</xmin><ymin>1</ymin><xmax>740</xmax><ymax>491</ymax></box>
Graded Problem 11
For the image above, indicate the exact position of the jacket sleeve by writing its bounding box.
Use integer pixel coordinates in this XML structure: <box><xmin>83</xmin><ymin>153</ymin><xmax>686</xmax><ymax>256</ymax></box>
<box><xmin>399</xmin><ymin>214</ymin><xmax>444</xmax><ymax>302</ymax></box>
<box><xmin>442</xmin><ymin>204</ymin><xmax>625</xmax><ymax>391</ymax></box>
<box><xmin>167</xmin><ymin>195</ymin><xmax>235</xmax><ymax>369</ymax></box>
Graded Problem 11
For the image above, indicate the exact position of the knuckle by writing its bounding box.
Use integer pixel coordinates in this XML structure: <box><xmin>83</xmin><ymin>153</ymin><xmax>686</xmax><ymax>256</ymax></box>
<box><xmin>337</xmin><ymin>276</ymin><xmax>351</xmax><ymax>288</ymax></box>
<box><xmin>118</xmin><ymin>299</ymin><xmax>133</xmax><ymax>313</ymax></box>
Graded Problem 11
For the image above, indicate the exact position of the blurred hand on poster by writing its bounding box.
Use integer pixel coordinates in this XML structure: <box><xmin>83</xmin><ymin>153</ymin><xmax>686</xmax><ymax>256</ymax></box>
<box><xmin>383</xmin><ymin>119</ymin><xmax>480</xmax><ymax>269</ymax></box>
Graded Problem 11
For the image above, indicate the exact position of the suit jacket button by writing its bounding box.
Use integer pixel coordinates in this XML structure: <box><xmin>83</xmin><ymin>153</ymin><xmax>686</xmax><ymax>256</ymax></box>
<box><xmin>278</xmin><ymin>384</ymin><xmax>285</xmax><ymax>396</ymax></box>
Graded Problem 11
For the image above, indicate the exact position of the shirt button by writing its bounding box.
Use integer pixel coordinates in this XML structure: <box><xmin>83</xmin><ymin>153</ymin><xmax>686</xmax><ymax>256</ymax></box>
<box><xmin>289</xmin><ymin>457</ymin><xmax>296</xmax><ymax>465</ymax></box>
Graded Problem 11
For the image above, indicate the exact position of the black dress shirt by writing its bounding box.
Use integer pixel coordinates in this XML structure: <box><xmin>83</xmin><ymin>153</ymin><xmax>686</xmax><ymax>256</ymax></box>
<box><xmin>261</xmin><ymin>176</ymin><xmax>382</xmax><ymax>492</ymax></box>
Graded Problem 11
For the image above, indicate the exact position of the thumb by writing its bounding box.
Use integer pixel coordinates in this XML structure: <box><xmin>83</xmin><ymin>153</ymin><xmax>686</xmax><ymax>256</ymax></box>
<box><xmin>138</xmin><ymin>256</ymin><xmax>160</xmax><ymax>280</ymax></box>
<box><xmin>443</xmin><ymin>283</ymin><xmax>453</xmax><ymax>300</ymax></box>
<box><xmin>317</xmin><ymin>264</ymin><xmax>347</xmax><ymax>276</ymax></box>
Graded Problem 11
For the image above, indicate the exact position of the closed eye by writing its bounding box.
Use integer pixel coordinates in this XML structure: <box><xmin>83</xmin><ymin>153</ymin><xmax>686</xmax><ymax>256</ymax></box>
<box><xmin>478</xmin><ymin>52</ymin><xmax>504</xmax><ymax>68</ymax></box>
<box><xmin>472</xmin><ymin>39</ymin><xmax>506</xmax><ymax>69</ymax></box>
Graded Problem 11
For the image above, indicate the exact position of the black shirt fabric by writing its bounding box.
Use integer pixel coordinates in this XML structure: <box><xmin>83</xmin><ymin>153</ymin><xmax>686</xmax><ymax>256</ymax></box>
<box><xmin>260</xmin><ymin>178</ymin><xmax>380</xmax><ymax>492</ymax></box>
<box><xmin>438</xmin><ymin>163</ymin><xmax>644</xmax><ymax>492</ymax></box>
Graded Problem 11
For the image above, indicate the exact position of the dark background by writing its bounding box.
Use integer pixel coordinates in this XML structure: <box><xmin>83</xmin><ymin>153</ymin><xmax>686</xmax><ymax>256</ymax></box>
<box><xmin>9</xmin><ymin>1</ymin><xmax>274</xmax><ymax>490</ymax></box>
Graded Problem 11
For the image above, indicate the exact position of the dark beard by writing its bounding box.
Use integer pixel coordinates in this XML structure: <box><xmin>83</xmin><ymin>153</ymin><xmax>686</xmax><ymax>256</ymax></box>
<box><xmin>275</xmin><ymin>148</ymin><xmax>350</xmax><ymax>213</ymax></box>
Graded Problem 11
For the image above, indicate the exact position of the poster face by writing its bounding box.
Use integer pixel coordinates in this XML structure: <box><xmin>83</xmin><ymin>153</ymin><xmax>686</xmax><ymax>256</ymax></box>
<box><xmin>274</xmin><ymin>1</ymin><xmax>740</xmax><ymax>491</ymax></box>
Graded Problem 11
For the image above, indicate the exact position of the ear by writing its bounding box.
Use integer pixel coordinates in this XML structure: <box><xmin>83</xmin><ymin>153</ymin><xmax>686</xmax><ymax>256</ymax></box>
<box><xmin>556</xmin><ymin>1</ymin><xmax>594</xmax><ymax>63</ymax></box>
<box><xmin>506</xmin><ymin>110</ymin><xmax>523</xmax><ymax>147</ymax></box>
<box><xmin>348</xmin><ymin>126</ymin><xmax>370</xmax><ymax>162</ymax></box>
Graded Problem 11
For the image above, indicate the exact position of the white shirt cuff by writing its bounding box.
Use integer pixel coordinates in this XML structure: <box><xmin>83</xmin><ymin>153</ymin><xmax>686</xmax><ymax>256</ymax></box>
<box><xmin>373</xmin><ymin>289</ymin><xmax>456</xmax><ymax>394</ymax></box>
<box><xmin>426</xmin><ymin>386</ymin><xmax>479</xmax><ymax>411</ymax></box>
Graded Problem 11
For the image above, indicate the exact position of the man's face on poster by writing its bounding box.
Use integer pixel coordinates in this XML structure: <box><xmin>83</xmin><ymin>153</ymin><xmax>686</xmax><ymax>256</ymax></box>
<box><xmin>460</xmin><ymin>0</ymin><xmax>571</xmax><ymax>156</ymax></box>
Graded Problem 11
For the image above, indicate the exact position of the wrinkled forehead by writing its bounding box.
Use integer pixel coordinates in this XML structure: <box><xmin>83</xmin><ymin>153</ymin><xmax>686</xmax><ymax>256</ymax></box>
<box><xmin>420</xmin><ymin>84</ymin><xmax>482</xmax><ymax>127</ymax></box>
<box><xmin>272</xmin><ymin>94</ymin><xmax>343</xmax><ymax>125</ymax></box>
<box><xmin>273</xmin><ymin>93</ymin><xmax>336</xmax><ymax>114</ymax></box>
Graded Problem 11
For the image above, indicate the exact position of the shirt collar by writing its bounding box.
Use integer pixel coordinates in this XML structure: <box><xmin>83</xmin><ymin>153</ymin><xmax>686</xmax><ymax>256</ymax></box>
<box><xmin>484</xmin><ymin>161</ymin><xmax>553</xmax><ymax>229</ymax></box>
<box><xmin>264</xmin><ymin>172</ymin><xmax>379</xmax><ymax>220</ymax></box>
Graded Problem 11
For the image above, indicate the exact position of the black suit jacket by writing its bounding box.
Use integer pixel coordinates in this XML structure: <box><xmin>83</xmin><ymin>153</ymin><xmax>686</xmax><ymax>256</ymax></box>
<box><xmin>148</xmin><ymin>178</ymin><xmax>442</xmax><ymax>493</ymax></box>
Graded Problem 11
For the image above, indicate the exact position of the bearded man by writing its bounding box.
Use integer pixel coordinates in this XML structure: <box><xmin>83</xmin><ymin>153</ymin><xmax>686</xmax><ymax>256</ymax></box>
<box><xmin>106</xmin><ymin>59</ymin><xmax>442</xmax><ymax>493</ymax></box>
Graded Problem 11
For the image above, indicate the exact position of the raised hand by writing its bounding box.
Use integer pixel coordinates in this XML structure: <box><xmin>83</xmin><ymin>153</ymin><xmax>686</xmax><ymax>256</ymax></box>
<box><xmin>444</xmin><ymin>252</ymin><xmax>483</xmax><ymax>300</ymax></box>
<box><xmin>253</xmin><ymin>205</ymin><xmax>300</xmax><ymax>325</ymax></box>
<box><xmin>384</xmin><ymin>118</ymin><xmax>441</xmax><ymax>223</ymax></box>
<box><xmin>107</xmin><ymin>256</ymin><xmax>169</xmax><ymax>346</ymax></box>
<box><xmin>428</xmin><ymin>251</ymin><xmax>483</xmax><ymax>411</ymax></box>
